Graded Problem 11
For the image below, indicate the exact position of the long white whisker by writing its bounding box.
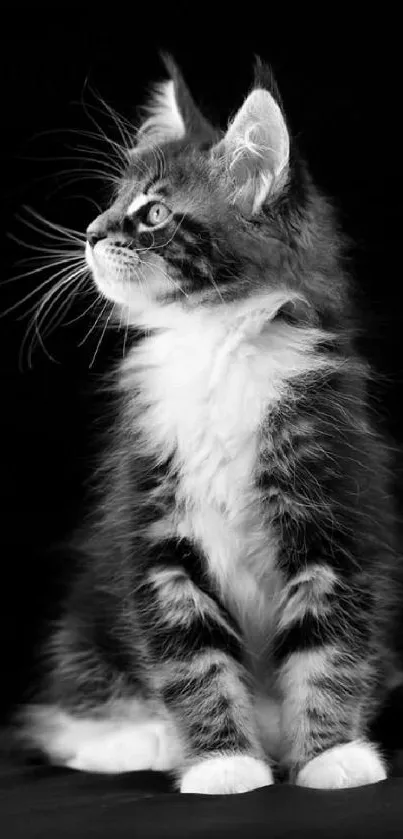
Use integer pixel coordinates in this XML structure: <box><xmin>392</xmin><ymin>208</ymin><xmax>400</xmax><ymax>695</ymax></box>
<box><xmin>87</xmin><ymin>93</ymin><xmax>134</xmax><ymax>133</ymax></box>
<box><xmin>32</xmin><ymin>269</ymin><xmax>87</xmax><ymax>334</ymax></box>
<box><xmin>53</xmin><ymin>166</ymin><xmax>120</xmax><ymax>181</ymax></box>
<box><xmin>37</xmin><ymin>285</ymin><xmax>89</xmax><ymax>361</ymax></box>
<box><xmin>71</xmin><ymin>146</ymin><xmax>126</xmax><ymax>173</ymax></box>
<box><xmin>21</xmin><ymin>153</ymin><xmax>123</xmax><ymax>178</ymax></box>
<box><xmin>78</xmin><ymin>88</ymin><xmax>128</xmax><ymax>166</ymax></box>
<box><xmin>123</xmin><ymin>308</ymin><xmax>129</xmax><ymax>358</ymax></box>
<box><xmin>12</xmin><ymin>252</ymin><xmax>80</xmax><ymax>268</ymax></box>
<box><xmin>39</xmin><ymin>271</ymin><xmax>90</xmax><ymax>338</ymax></box>
<box><xmin>2</xmin><ymin>261</ymin><xmax>86</xmax><ymax>318</ymax></box>
<box><xmin>44</xmin><ymin>174</ymin><xmax>116</xmax><ymax>198</ymax></box>
<box><xmin>22</xmin><ymin>268</ymin><xmax>89</xmax><ymax>367</ymax></box>
<box><xmin>78</xmin><ymin>298</ymin><xmax>109</xmax><ymax>347</ymax></box>
<box><xmin>24</xmin><ymin>125</ymin><xmax>131</xmax><ymax>152</ymax></box>
<box><xmin>3</xmin><ymin>254</ymin><xmax>85</xmax><ymax>285</ymax></box>
<box><xmin>20</xmin><ymin>321</ymin><xmax>56</xmax><ymax>372</ymax></box>
<box><xmin>63</xmin><ymin>291</ymin><xmax>99</xmax><ymax>327</ymax></box>
<box><xmin>7</xmin><ymin>232</ymin><xmax>84</xmax><ymax>255</ymax></box>
<box><xmin>65</xmin><ymin>194</ymin><xmax>103</xmax><ymax>214</ymax></box>
<box><xmin>89</xmin><ymin>302</ymin><xmax>115</xmax><ymax>368</ymax></box>
<box><xmin>28</xmin><ymin>171</ymin><xmax>118</xmax><ymax>193</ymax></box>
<box><xmin>15</xmin><ymin>250</ymin><xmax>85</xmax><ymax>265</ymax></box>
<box><xmin>89</xmin><ymin>94</ymin><xmax>134</xmax><ymax>150</ymax></box>
<box><xmin>19</xmin><ymin>274</ymin><xmax>76</xmax><ymax>369</ymax></box>
<box><xmin>20</xmin><ymin>208</ymin><xmax>86</xmax><ymax>243</ymax></box>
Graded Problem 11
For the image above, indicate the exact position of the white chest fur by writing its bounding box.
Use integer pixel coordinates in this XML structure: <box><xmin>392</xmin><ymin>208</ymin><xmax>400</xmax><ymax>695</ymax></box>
<box><xmin>122</xmin><ymin>299</ymin><xmax>330</xmax><ymax>637</ymax></box>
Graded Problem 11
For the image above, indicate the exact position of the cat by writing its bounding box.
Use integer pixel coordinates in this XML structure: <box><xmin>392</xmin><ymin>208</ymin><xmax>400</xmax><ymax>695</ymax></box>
<box><xmin>19</xmin><ymin>54</ymin><xmax>403</xmax><ymax>794</ymax></box>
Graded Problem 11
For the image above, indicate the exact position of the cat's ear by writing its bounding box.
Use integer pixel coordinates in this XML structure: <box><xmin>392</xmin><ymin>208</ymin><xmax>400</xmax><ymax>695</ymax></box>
<box><xmin>136</xmin><ymin>54</ymin><xmax>217</xmax><ymax>148</ymax></box>
<box><xmin>212</xmin><ymin>81</ymin><xmax>289</xmax><ymax>216</ymax></box>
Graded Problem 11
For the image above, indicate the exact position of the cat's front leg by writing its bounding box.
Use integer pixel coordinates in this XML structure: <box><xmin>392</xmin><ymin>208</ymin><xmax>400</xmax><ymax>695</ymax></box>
<box><xmin>260</xmin><ymin>369</ymin><xmax>392</xmax><ymax>789</ymax></box>
<box><xmin>273</xmin><ymin>568</ymin><xmax>387</xmax><ymax>788</ymax></box>
<box><xmin>140</xmin><ymin>557</ymin><xmax>273</xmax><ymax>794</ymax></box>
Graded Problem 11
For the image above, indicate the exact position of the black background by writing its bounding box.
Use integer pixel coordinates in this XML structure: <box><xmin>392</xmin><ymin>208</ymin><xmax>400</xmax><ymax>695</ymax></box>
<box><xmin>1</xmin><ymin>9</ymin><xmax>402</xmax><ymax>722</ymax></box>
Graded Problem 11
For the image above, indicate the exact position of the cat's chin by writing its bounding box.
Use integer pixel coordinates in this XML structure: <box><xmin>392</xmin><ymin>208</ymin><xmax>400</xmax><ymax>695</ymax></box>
<box><xmin>92</xmin><ymin>274</ymin><xmax>153</xmax><ymax>311</ymax></box>
<box><xmin>85</xmin><ymin>241</ymin><xmax>171</xmax><ymax>312</ymax></box>
<box><xmin>89</xmin><ymin>273</ymin><xmax>184</xmax><ymax>328</ymax></box>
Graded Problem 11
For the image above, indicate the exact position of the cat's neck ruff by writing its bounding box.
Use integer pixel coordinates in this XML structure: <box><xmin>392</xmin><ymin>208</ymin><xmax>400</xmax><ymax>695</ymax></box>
<box><xmin>120</xmin><ymin>291</ymin><xmax>332</xmax><ymax>409</ymax></box>
<box><xmin>119</xmin><ymin>293</ymin><xmax>334</xmax><ymax>516</ymax></box>
<box><xmin>123</xmin><ymin>289</ymin><xmax>300</xmax><ymax>335</ymax></box>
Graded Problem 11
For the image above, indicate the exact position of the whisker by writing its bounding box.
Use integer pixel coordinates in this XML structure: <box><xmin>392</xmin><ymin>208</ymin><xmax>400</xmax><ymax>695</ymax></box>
<box><xmin>7</xmin><ymin>232</ymin><xmax>84</xmax><ymax>255</ymax></box>
<box><xmin>13</xmin><ymin>249</ymin><xmax>85</xmax><ymax>264</ymax></box>
<box><xmin>65</xmin><ymin>193</ymin><xmax>103</xmax><ymax>215</ymax></box>
<box><xmin>78</xmin><ymin>86</ymin><xmax>129</xmax><ymax>166</ymax></box>
<box><xmin>20</xmin><ymin>153</ymin><xmax>123</xmax><ymax>178</ymax></box>
<box><xmin>89</xmin><ymin>95</ymin><xmax>134</xmax><ymax>150</ymax></box>
<box><xmin>29</xmin><ymin>269</ymin><xmax>87</xmax><ymax>335</ymax></box>
<box><xmin>24</xmin><ymin>291</ymin><xmax>72</xmax><ymax>368</ymax></box>
<box><xmin>89</xmin><ymin>302</ymin><xmax>115</xmax><ymax>368</ymax></box>
<box><xmin>63</xmin><ymin>292</ymin><xmax>100</xmax><ymax>327</ymax></box>
<box><xmin>21</xmin><ymin>125</ymin><xmax>130</xmax><ymax>152</ymax></box>
<box><xmin>76</xmin><ymin>103</ymin><xmax>133</xmax><ymax>153</ymax></box>
<box><xmin>78</xmin><ymin>298</ymin><xmax>109</xmax><ymax>347</ymax></box>
<box><xmin>19</xmin><ymin>276</ymin><xmax>72</xmax><ymax>369</ymax></box>
<box><xmin>20</xmin><ymin>207</ymin><xmax>87</xmax><ymax>242</ymax></box>
<box><xmin>81</xmin><ymin>101</ymin><xmax>132</xmax><ymax>152</ymax></box>
<box><xmin>19</xmin><ymin>170</ymin><xmax>118</xmax><ymax>195</ymax></box>
<box><xmin>83</xmin><ymin>92</ymin><xmax>134</xmax><ymax>133</ymax></box>
<box><xmin>3</xmin><ymin>254</ymin><xmax>85</xmax><ymax>285</ymax></box>
<box><xmin>20</xmin><ymin>320</ymin><xmax>57</xmax><ymax>371</ymax></box>
<box><xmin>21</xmin><ymin>268</ymin><xmax>89</xmax><ymax>368</ymax></box>
<box><xmin>2</xmin><ymin>261</ymin><xmax>86</xmax><ymax>318</ymax></box>
<box><xmin>123</xmin><ymin>308</ymin><xmax>130</xmax><ymax>358</ymax></box>
<box><xmin>39</xmin><ymin>271</ymin><xmax>90</xmax><ymax>338</ymax></box>
<box><xmin>73</xmin><ymin>144</ymin><xmax>126</xmax><ymax>164</ymax></box>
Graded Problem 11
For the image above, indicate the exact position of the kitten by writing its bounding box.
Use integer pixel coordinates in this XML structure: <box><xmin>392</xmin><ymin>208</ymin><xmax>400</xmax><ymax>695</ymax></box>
<box><xmin>20</xmin><ymin>55</ymin><xmax>403</xmax><ymax>794</ymax></box>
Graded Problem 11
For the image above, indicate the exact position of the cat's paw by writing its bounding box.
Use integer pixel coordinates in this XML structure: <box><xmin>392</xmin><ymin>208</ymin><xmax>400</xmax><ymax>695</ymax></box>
<box><xmin>65</xmin><ymin>725</ymin><xmax>162</xmax><ymax>773</ymax></box>
<box><xmin>180</xmin><ymin>754</ymin><xmax>274</xmax><ymax>795</ymax></box>
<box><xmin>24</xmin><ymin>706</ymin><xmax>183</xmax><ymax>774</ymax></box>
<box><xmin>296</xmin><ymin>740</ymin><xmax>387</xmax><ymax>789</ymax></box>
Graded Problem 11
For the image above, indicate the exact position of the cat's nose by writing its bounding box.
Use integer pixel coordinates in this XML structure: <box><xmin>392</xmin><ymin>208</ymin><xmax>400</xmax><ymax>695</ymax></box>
<box><xmin>86</xmin><ymin>224</ymin><xmax>107</xmax><ymax>248</ymax></box>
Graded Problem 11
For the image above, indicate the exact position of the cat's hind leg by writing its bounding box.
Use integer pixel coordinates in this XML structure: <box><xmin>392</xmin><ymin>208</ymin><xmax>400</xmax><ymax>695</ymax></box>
<box><xmin>21</xmin><ymin>699</ymin><xmax>184</xmax><ymax>774</ymax></box>
<box><xmin>18</xmin><ymin>613</ymin><xmax>184</xmax><ymax>775</ymax></box>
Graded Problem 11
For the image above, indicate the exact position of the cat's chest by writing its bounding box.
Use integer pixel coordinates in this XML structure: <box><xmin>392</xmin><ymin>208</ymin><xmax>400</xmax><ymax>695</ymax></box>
<box><xmin>130</xmin><ymin>319</ymin><xmax>282</xmax><ymax>637</ymax></box>
<box><xmin>137</xmin><ymin>320</ymin><xmax>276</xmax><ymax>511</ymax></box>
<box><xmin>123</xmin><ymin>307</ymin><xmax>326</xmax><ymax>649</ymax></box>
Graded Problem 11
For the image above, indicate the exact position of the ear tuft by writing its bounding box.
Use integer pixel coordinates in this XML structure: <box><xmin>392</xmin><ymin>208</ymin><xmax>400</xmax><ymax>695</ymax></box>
<box><xmin>136</xmin><ymin>54</ymin><xmax>217</xmax><ymax>150</ymax></box>
<box><xmin>136</xmin><ymin>79</ymin><xmax>186</xmax><ymax>147</ymax></box>
<box><xmin>212</xmin><ymin>85</ymin><xmax>289</xmax><ymax>216</ymax></box>
<box><xmin>253</xmin><ymin>56</ymin><xmax>284</xmax><ymax>112</ymax></box>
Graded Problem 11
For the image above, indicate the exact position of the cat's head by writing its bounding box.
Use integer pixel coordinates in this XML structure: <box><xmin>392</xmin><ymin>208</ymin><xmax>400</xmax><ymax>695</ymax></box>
<box><xmin>86</xmin><ymin>55</ymin><xmax>341</xmax><ymax>327</ymax></box>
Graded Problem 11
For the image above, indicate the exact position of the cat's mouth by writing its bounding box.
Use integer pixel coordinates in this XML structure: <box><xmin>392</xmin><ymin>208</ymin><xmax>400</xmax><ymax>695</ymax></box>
<box><xmin>85</xmin><ymin>240</ymin><xmax>174</xmax><ymax>310</ymax></box>
<box><xmin>87</xmin><ymin>239</ymin><xmax>139</xmax><ymax>268</ymax></box>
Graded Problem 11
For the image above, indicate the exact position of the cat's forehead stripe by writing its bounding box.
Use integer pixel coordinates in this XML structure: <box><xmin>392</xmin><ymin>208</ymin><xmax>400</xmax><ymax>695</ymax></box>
<box><xmin>127</xmin><ymin>185</ymin><xmax>170</xmax><ymax>217</ymax></box>
<box><xmin>127</xmin><ymin>194</ymin><xmax>150</xmax><ymax>216</ymax></box>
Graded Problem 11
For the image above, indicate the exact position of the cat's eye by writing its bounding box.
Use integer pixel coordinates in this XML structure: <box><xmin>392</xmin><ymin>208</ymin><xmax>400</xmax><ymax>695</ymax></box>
<box><xmin>143</xmin><ymin>202</ymin><xmax>171</xmax><ymax>228</ymax></box>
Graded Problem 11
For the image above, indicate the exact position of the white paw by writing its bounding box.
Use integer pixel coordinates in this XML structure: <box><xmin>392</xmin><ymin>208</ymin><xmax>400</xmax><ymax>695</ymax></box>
<box><xmin>296</xmin><ymin>740</ymin><xmax>387</xmax><ymax>789</ymax></box>
<box><xmin>25</xmin><ymin>706</ymin><xmax>183</xmax><ymax>774</ymax></box>
<box><xmin>65</xmin><ymin>724</ymin><xmax>163</xmax><ymax>773</ymax></box>
<box><xmin>180</xmin><ymin>754</ymin><xmax>274</xmax><ymax>795</ymax></box>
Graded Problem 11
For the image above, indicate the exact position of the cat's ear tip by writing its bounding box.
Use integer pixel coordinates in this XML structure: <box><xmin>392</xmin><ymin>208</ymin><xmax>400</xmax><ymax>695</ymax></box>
<box><xmin>159</xmin><ymin>51</ymin><xmax>180</xmax><ymax>81</ymax></box>
<box><xmin>253</xmin><ymin>54</ymin><xmax>264</xmax><ymax>71</ymax></box>
<box><xmin>252</xmin><ymin>58</ymin><xmax>284</xmax><ymax>109</ymax></box>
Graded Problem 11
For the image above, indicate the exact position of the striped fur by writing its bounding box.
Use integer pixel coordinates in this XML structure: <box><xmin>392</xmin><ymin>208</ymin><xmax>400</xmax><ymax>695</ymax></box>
<box><xmin>19</xmin><ymin>57</ymin><xmax>403</xmax><ymax>794</ymax></box>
